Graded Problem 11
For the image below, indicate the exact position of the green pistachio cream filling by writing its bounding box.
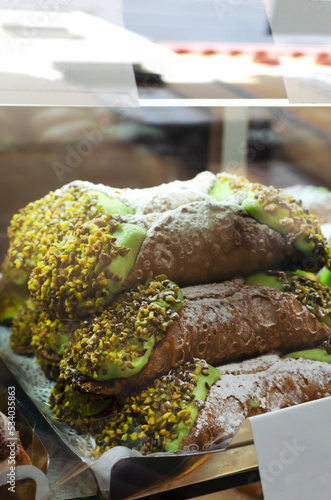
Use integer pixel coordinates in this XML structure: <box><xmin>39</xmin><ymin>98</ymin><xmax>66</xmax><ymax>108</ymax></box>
<box><xmin>210</xmin><ymin>173</ymin><xmax>330</xmax><ymax>270</ymax></box>
<box><xmin>31</xmin><ymin>312</ymin><xmax>80</xmax><ymax>359</ymax></box>
<box><xmin>49</xmin><ymin>373</ymin><xmax>113</xmax><ymax>428</ymax></box>
<box><xmin>245</xmin><ymin>270</ymin><xmax>331</xmax><ymax>328</ymax></box>
<box><xmin>6</xmin><ymin>184</ymin><xmax>135</xmax><ymax>285</ymax></box>
<box><xmin>93</xmin><ymin>358</ymin><xmax>221</xmax><ymax>456</ymax></box>
<box><xmin>283</xmin><ymin>347</ymin><xmax>331</xmax><ymax>364</ymax></box>
<box><xmin>62</xmin><ymin>276</ymin><xmax>183</xmax><ymax>381</ymax></box>
<box><xmin>28</xmin><ymin>214</ymin><xmax>147</xmax><ymax>319</ymax></box>
<box><xmin>318</xmin><ymin>264</ymin><xmax>331</xmax><ymax>288</ymax></box>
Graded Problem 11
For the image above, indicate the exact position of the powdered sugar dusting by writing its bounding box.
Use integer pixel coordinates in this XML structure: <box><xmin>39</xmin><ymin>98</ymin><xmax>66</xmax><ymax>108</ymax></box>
<box><xmin>185</xmin><ymin>354</ymin><xmax>331</xmax><ymax>451</ymax></box>
<box><xmin>61</xmin><ymin>171</ymin><xmax>217</xmax><ymax>214</ymax></box>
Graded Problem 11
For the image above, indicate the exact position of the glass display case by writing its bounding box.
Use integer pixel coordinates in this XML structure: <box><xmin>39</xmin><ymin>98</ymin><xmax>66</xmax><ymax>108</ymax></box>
<box><xmin>1</xmin><ymin>2</ymin><xmax>331</xmax><ymax>500</ymax></box>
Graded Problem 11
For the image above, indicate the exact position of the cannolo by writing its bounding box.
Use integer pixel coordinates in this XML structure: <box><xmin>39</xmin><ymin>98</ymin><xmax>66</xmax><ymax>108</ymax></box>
<box><xmin>49</xmin><ymin>373</ymin><xmax>113</xmax><ymax>431</ymax></box>
<box><xmin>4</xmin><ymin>183</ymin><xmax>132</xmax><ymax>286</ymax></box>
<box><xmin>0</xmin><ymin>274</ymin><xmax>29</xmax><ymax>324</ymax></box>
<box><xmin>92</xmin><ymin>352</ymin><xmax>331</xmax><ymax>456</ymax></box>
<box><xmin>9</xmin><ymin>299</ymin><xmax>78</xmax><ymax>361</ymax></box>
<box><xmin>59</xmin><ymin>272</ymin><xmax>331</xmax><ymax>397</ymax></box>
<box><xmin>9</xmin><ymin>299</ymin><xmax>40</xmax><ymax>355</ymax></box>
<box><xmin>5</xmin><ymin>172</ymin><xmax>330</xmax><ymax>289</ymax></box>
<box><xmin>31</xmin><ymin>313</ymin><xmax>80</xmax><ymax>367</ymax></box>
<box><xmin>4</xmin><ymin>172</ymin><xmax>217</xmax><ymax>285</ymax></box>
<box><xmin>9</xmin><ymin>301</ymin><xmax>80</xmax><ymax>381</ymax></box>
<box><xmin>28</xmin><ymin>181</ymin><xmax>329</xmax><ymax>320</ymax></box>
<box><xmin>185</xmin><ymin>349</ymin><xmax>331</xmax><ymax>452</ymax></box>
<box><xmin>213</xmin><ymin>172</ymin><xmax>330</xmax><ymax>269</ymax></box>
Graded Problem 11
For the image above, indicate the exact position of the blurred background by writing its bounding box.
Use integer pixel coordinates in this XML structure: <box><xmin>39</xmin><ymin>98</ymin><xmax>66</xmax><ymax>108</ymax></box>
<box><xmin>1</xmin><ymin>0</ymin><xmax>331</xmax><ymax>260</ymax></box>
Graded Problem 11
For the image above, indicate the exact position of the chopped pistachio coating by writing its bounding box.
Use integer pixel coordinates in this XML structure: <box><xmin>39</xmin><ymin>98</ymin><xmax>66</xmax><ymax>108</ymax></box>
<box><xmin>36</xmin><ymin>357</ymin><xmax>60</xmax><ymax>381</ymax></box>
<box><xmin>28</xmin><ymin>215</ymin><xmax>135</xmax><ymax>319</ymax></box>
<box><xmin>281</xmin><ymin>272</ymin><xmax>331</xmax><ymax>327</ymax></box>
<box><xmin>93</xmin><ymin>359</ymin><xmax>219</xmax><ymax>456</ymax></box>
<box><xmin>214</xmin><ymin>173</ymin><xmax>330</xmax><ymax>269</ymax></box>
<box><xmin>211</xmin><ymin>172</ymin><xmax>251</xmax><ymax>202</ymax></box>
<box><xmin>246</xmin><ymin>270</ymin><xmax>331</xmax><ymax>327</ymax></box>
<box><xmin>31</xmin><ymin>312</ymin><xmax>80</xmax><ymax>358</ymax></box>
<box><xmin>6</xmin><ymin>185</ymin><xmax>105</xmax><ymax>283</ymax></box>
<box><xmin>62</xmin><ymin>276</ymin><xmax>183</xmax><ymax>380</ymax></box>
<box><xmin>1</xmin><ymin>253</ymin><xmax>28</xmax><ymax>286</ymax></box>
<box><xmin>49</xmin><ymin>373</ymin><xmax>112</xmax><ymax>429</ymax></box>
<box><xmin>10</xmin><ymin>299</ymin><xmax>41</xmax><ymax>353</ymax></box>
<box><xmin>0</xmin><ymin>275</ymin><xmax>29</xmax><ymax>323</ymax></box>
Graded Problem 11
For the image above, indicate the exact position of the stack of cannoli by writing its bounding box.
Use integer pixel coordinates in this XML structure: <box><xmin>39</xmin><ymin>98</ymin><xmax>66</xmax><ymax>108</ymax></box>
<box><xmin>1</xmin><ymin>171</ymin><xmax>331</xmax><ymax>461</ymax></box>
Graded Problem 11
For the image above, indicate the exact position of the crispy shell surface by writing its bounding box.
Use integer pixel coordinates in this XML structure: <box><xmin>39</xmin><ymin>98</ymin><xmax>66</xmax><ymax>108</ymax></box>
<box><xmin>123</xmin><ymin>202</ymin><xmax>298</xmax><ymax>290</ymax></box>
<box><xmin>184</xmin><ymin>354</ymin><xmax>331</xmax><ymax>451</ymax></box>
<box><xmin>72</xmin><ymin>280</ymin><xmax>330</xmax><ymax>397</ymax></box>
